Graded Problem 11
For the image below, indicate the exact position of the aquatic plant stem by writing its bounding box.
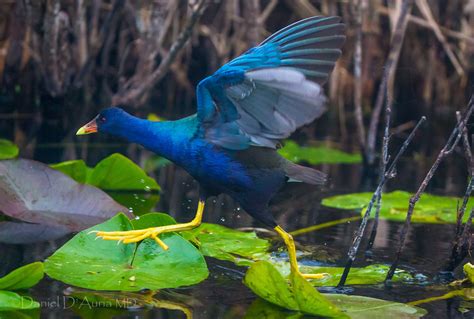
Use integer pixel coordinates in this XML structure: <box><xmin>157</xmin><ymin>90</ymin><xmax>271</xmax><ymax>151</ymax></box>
<box><xmin>289</xmin><ymin>216</ymin><xmax>361</xmax><ymax>237</ymax></box>
<box><xmin>386</xmin><ymin>96</ymin><xmax>474</xmax><ymax>281</ymax></box>
<box><xmin>337</xmin><ymin>116</ymin><xmax>426</xmax><ymax>287</ymax></box>
<box><xmin>445</xmin><ymin>177</ymin><xmax>474</xmax><ymax>271</ymax></box>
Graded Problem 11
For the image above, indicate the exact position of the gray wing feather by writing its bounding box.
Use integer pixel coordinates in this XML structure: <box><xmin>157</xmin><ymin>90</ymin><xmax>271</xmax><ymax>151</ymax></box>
<box><xmin>226</xmin><ymin>68</ymin><xmax>327</xmax><ymax>148</ymax></box>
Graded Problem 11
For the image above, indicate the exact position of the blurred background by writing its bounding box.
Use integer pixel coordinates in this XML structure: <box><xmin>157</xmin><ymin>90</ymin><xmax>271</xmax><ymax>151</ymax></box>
<box><xmin>1</xmin><ymin>2</ymin><xmax>474</xmax><ymax>317</ymax></box>
<box><xmin>0</xmin><ymin>0</ymin><xmax>473</xmax><ymax>213</ymax></box>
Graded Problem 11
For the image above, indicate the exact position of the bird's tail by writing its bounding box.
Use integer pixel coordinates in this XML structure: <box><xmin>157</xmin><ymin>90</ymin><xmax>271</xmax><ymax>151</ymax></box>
<box><xmin>284</xmin><ymin>162</ymin><xmax>327</xmax><ymax>185</ymax></box>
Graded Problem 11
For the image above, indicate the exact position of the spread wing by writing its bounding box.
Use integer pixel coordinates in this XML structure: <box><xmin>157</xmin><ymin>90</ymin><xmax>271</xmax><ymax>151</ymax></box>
<box><xmin>195</xmin><ymin>16</ymin><xmax>345</xmax><ymax>150</ymax></box>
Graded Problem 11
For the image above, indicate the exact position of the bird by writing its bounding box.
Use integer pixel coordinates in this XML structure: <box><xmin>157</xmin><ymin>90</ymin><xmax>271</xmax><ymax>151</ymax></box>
<box><xmin>76</xmin><ymin>16</ymin><xmax>345</xmax><ymax>280</ymax></box>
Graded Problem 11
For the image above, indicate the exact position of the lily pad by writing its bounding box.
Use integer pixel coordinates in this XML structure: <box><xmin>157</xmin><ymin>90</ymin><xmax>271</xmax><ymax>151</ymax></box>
<box><xmin>0</xmin><ymin>139</ymin><xmax>19</xmax><ymax>160</ymax></box>
<box><xmin>463</xmin><ymin>263</ymin><xmax>474</xmax><ymax>284</ymax></box>
<box><xmin>44</xmin><ymin>213</ymin><xmax>208</xmax><ymax>291</ymax></box>
<box><xmin>182</xmin><ymin>223</ymin><xmax>270</xmax><ymax>266</ymax></box>
<box><xmin>0</xmin><ymin>262</ymin><xmax>44</xmax><ymax>290</ymax></box>
<box><xmin>244</xmin><ymin>261</ymin><xmax>425</xmax><ymax>318</ymax></box>
<box><xmin>322</xmin><ymin>190</ymin><xmax>474</xmax><ymax>224</ymax></box>
<box><xmin>271</xmin><ymin>262</ymin><xmax>412</xmax><ymax>287</ymax></box>
<box><xmin>50</xmin><ymin>160</ymin><xmax>89</xmax><ymax>184</ymax></box>
<box><xmin>244</xmin><ymin>261</ymin><xmax>346</xmax><ymax>318</ymax></box>
<box><xmin>0</xmin><ymin>159</ymin><xmax>129</xmax><ymax>231</ymax></box>
<box><xmin>51</xmin><ymin>154</ymin><xmax>160</xmax><ymax>214</ymax></box>
<box><xmin>324</xmin><ymin>294</ymin><xmax>427</xmax><ymax>318</ymax></box>
<box><xmin>0</xmin><ymin>222</ymin><xmax>70</xmax><ymax>244</ymax></box>
<box><xmin>278</xmin><ymin>141</ymin><xmax>361</xmax><ymax>165</ymax></box>
<box><xmin>180</xmin><ymin>223</ymin><xmax>410</xmax><ymax>285</ymax></box>
<box><xmin>0</xmin><ymin>291</ymin><xmax>39</xmax><ymax>311</ymax></box>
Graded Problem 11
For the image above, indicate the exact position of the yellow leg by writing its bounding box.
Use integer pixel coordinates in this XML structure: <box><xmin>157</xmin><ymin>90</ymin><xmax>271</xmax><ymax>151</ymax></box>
<box><xmin>95</xmin><ymin>200</ymin><xmax>205</xmax><ymax>250</ymax></box>
<box><xmin>274</xmin><ymin>225</ymin><xmax>328</xmax><ymax>280</ymax></box>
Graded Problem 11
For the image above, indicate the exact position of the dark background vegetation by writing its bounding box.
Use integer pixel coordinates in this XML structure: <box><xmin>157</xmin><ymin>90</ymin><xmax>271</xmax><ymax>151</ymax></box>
<box><xmin>0</xmin><ymin>0</ymin><xmax>473</xmax><ymax>202</ymax></box>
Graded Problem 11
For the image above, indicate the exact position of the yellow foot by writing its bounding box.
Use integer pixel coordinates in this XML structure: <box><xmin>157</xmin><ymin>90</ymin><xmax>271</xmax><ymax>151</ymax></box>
<box><xmin>299</xmin><ymin>272</ymin><xmax>330</xmax><ymax>280</ymax></box>
<box><xmin>93</xmin><ymin>227</ymin><xmax>170</xmax><ymax>250</ymax></box>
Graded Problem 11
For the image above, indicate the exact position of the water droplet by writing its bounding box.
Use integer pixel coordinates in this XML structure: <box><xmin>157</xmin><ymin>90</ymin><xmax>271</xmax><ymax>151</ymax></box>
<box><xmin>134</xmin><ymin>216</ymin><xmax>140</xmax><ymax>220</ymax></box>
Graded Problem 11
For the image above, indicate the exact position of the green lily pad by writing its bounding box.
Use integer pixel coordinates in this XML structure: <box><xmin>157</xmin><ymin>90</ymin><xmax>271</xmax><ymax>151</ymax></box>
<box><xmin>0</xmin><ymin>139</ymin><xmax>19</xmax><ymax>160</ymax></box>
<box><xmin>463</xmin><ymin>263</ymin><xmax>474</xmax><ymax>284</ymax></box>
<box><xmin>0</xmin><ymin>262</ymin><xmax>44</xmax><ymax>290</ymax></box>
<box><xmin>324</xmin><ymin>294</ymin><xmax>427</xmax><ymax>318</ymax></box>
<box><xmin>184</xmin><ymin>223</ymin><xmax>410</xmax><ymax>285</ymax></box>
<box><xmin>51</xmin><ymin>154</ymin><xmax>160</xmax><ymax>214</ymax></box>
<box><xmin>270</xmin><ymin>262</ymin><xmax>411</xmax><ymax>287</ymax></box>
<box><xmin>322</xmin><ymin>190</ymin><xmax>474</xmax><ymax>224</ymax></box>
<box><xmin>44</xmin><ymin>213</ymin><xmax>208</xmax><ymax>291</ymax></box>
<box><xmin>50</xmin><ymin>160</ymin><xmax>89</xmax><ymax>184</ymax></box>
<box><xmin>244</xmin><ymin>261</ymin><xmax>347</xmax><ymax>318</ymax></box>
<box><xmin>0</xmin><ymin>291</ymin><xmax>39</xmax><ymax>310</ymax></box>
<box><xmin>244</xmin><ymin>261</ymin><xmax>425</xmax><ymax>318</ymax></box>
<box><xmin>182</xmin><ymin>223</ymin><xmax>270</xmax><ymax>266</ymax></box>
<box><xmin>278</xmin><ymin>141</ymin><xmax>361</xmax><ymax>165</ymax></box>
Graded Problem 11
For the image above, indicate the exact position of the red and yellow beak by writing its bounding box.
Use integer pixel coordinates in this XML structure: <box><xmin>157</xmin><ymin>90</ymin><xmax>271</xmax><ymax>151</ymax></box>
<box><xmin>76</xmin><ymin>118</ymin><xmax>98</xmax><ymax>135</ymax></box>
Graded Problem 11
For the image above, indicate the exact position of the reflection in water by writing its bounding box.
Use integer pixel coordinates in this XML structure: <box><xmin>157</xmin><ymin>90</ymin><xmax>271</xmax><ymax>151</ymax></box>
<box><xmin>0</xmin><ymin>162</ymin><xmax>473</xmax><ymax>318</ymax></box>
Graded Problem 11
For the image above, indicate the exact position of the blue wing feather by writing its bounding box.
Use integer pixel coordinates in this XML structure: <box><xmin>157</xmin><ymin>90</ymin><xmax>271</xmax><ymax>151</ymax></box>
<box><xmin>196</xmin><ymin>16</ymin><xmax>345</xmax><ymax>150</ymax></box>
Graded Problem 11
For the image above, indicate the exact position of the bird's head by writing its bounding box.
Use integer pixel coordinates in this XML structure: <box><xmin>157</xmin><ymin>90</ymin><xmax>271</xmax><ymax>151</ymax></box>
<box><xmin>76</xmin><ymin>107</ymin><xmax>129</xmax><ymax>136</ymax></box>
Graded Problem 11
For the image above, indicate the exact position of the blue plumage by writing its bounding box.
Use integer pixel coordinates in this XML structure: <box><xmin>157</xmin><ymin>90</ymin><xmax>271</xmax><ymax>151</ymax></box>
<box><xmin>79</xmin><ymin>16</ymin><xmax>345</xmax><ymax>227</ymax></box>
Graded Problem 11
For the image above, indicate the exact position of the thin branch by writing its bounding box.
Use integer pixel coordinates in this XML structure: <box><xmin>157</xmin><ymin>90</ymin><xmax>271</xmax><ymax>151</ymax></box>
<box><xmin>351</xmin><ymin>0</ymin><xmax>366</xmax><ymax>150</ymax></box>
<box><xmin>366</xmin><ymin>0</ymin><xmax>413</xmax><ymax>164</ymax></box>
<box><xmin>415</xmin><ymin>0</ymin><xmax>464</xmax><ymax>76</ymax></box>
<box><xmin>112</xmin><ymin>0</ymin><xmax>209</xmax><ymax>106</ymax></box>
<box><xmin>386</xmin><ymin>95</ymin><xmax>474</xmax><ymax>281</ymax></box>
<box><xmin>337</xmin><ymin>115</ymin><xmax>426</xmax><ymax>287</ymax></box>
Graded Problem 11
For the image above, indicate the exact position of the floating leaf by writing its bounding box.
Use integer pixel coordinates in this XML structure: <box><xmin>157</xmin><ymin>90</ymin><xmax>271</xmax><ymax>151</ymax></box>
<box><xmin>464</xmin><ymin>263</ymin><xmax>474</xmax><ymax>284</ymax></box>
<box><xmin>324</xmin><ymin>294</ymin><xmax>427</xmax><ymax>318</ymax></box>
<box><xmin>0</xmin><ymin>139</ymin><xmax>19</xmax><ymax>160</ymax></box>
<box><xmin>0</xmin><ymin>159</ymin><xmax>129</xmax><ymax>231</ymax></box>
<box><xmin>244</xmin><ymin>261</ymin><xmax>346</xmax><ymax>318</ymax></box>
<box><xmin>44</xmin><ymin>213</ymin><xmax>208</xmax><ymax>291</ymax></box>
<box><xmin>244</xmin><ymin>261</ymin><xmax>425</xmax><ymax>318</ymax></box>
<box><xmin>266</xmin><ymin>261</ymin><xmax>411</xmax><ymax>287</ymax></box>
<box><xmin>0</xmin><ymin>291</ymin><xmax>39</xmax><ymax>311</ymax></box>
<box><xmin>0</xmin><ymin>222</ymin><xmax>70</xmax><ymax>244</ymax></box>
<box><xmin>322</xmin><ymin>190</ymin><xmax>474</xmax><ymax>224</ymax></box>
<box><xmin>182</xmin><ymin>223</ymin><xmax>410</xmax><ymax>285</ymax></box>
<box><xmin>278</xmin><ymin>141</ymin><xmax>361</xmax><ymax>165</ymax></box>
<box><xmin>182</xmin><ymin>223</ymin><xmax>270</xmax><ymax>266</ymax></box>
<box><xmin>50</xmin><ymin>160</ymin><xmax>89</xmax><ymax>184</ymax></box>
<box><xmin>0</xmin><ymin>262</ymin><xmax>43</xmax><ymax>290</ymax></box>
<box><xmin>51</xmin><ymin>154</ymin><xmax>160</xmax><ymax>214</ymax></box>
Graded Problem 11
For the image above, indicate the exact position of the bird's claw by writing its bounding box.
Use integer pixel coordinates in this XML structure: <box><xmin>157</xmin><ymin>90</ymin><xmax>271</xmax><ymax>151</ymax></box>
<box><xmin>300</xmin><ymin>272</ymin><xmax>330</xmax><ymax>280</ymax></box>
<box><xmin>95</xmin><ymin>227</ymin><xmax>170</xmax><ymax>250</ymax></box>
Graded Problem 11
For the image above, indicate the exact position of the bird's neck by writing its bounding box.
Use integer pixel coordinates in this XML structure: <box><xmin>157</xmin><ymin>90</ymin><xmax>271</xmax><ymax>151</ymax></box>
<box><xmin>112</xmin><ymin>114</ymin><xmax>194</xmax><ymax>162</ymax></box>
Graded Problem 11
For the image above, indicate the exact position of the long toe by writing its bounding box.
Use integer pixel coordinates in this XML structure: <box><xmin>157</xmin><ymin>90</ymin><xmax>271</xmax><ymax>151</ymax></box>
<box><xmin>300</xmin><ymin>272</ymin><xmax>330</xmax><ymax>280</ymax></box>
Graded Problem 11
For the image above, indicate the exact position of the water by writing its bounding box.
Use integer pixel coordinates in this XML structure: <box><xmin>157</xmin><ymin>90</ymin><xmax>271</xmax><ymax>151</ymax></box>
<box><xmin>1</xmin><ymin>160</ymin><xmax>472</xmax><ymax>318</ymax></box>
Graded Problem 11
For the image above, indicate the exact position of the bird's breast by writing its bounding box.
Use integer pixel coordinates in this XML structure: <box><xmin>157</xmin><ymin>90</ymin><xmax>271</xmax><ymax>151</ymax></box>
<box><xmin>175</xmin><ymin>140</ymin><xmax>254</xmax><ymax>193</ymax></box>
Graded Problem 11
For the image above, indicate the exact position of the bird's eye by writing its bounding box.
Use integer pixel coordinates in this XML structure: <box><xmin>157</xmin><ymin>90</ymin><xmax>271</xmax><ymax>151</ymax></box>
<box><xmin>99</xmin><ymin>116</ymin><xmax>106</xmax><ymax>123</ymax></box>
